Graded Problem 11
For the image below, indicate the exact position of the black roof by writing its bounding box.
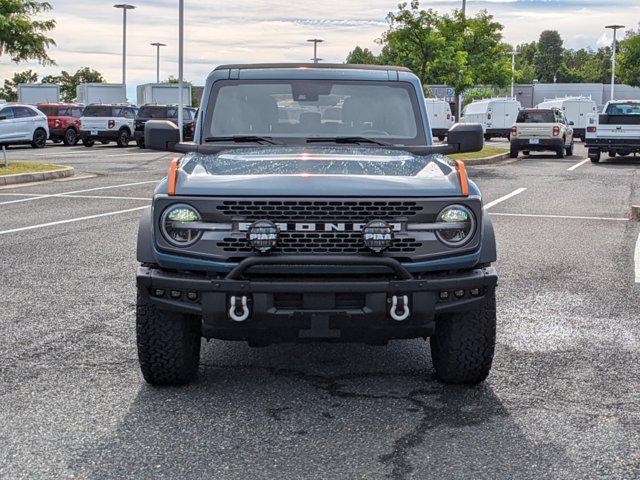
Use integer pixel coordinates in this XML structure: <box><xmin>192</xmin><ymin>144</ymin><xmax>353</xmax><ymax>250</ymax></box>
<box><xmin>214</xmin><ymin>63</ymin><xmax>412</xmax><ymax>73</ymax></box>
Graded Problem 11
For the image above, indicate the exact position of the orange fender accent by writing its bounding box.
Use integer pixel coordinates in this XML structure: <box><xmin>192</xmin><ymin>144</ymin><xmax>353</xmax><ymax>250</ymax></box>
<box><xmin>168</xmin><ymin>157</ymin><xmax>181</xmax><ymax>196</ymax></box>
<box><xmin>454</xmin><ymin>160</ymin><xmax>469</xmax><ymax>197</ymax></box>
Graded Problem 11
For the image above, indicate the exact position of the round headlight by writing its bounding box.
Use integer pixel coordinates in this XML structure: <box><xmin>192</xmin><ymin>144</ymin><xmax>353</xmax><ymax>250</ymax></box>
<box><xmin>247</xmin><ymin>220</ymin><xmax>279</xmax><ymax>253</ymax></box>
<box><xmin>436</xmin><ymin>205</ymin><xmax>476</xmax><ymax>247</ymax></box>
<box><xmin>362</xmin><ymin>220</ymin><xmax>394</xmax><ymax>253</ymax></box>
<box><xmin>161</xmin><ymin>204</ymin><xmax>202</xmax><ymax>247</ymax></box>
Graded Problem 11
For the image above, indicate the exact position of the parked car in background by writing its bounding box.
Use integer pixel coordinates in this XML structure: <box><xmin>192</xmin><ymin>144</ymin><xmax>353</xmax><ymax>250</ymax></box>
<box><xmin>537</xmin><ymin>97</ymin><xmax>597</xmax><ymax>141</ymax></box>
<box><xmin>461</xmin><ymin>98</ymin><xmax>520</xmax><ymax>140</ymax></box>
<box><xmin>37</xmin><ymin>103</ymin><xmax>84</xmax><ymax>146</ymax></box>
<box><xmin>510</xmin><ymin>108</ymin><xmax>574</xmax><ymax>158</ymax></box>
<box><xmin>134</xmin><ymin>104</ymin><xmax>197</xmax><ymax>148</ymax></box>
<box><xmin>79</xmin><ymin>104</ymin><xmax>138</xmax><ymax>147</ymax></box>
<box><xmin>424</xmin><ymin>98</ymin><xmax>454</xmax><ymax>141</ymax></box>
<box><xmin>0</xmin><ymin>104</ymin><xmax>49</xmax><ymax>148</ymax></box>
<box><xmin>585</xmin><ymin>100</ymin><xmax>640</xmax><ymax>163</ymax></box>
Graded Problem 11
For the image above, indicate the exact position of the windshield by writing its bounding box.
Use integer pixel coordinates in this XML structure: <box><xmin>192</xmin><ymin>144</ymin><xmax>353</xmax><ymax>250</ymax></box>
<box><xmin>605</xmin><ymin>103</ymin><xmax>640</xmax><ymax>115</ymax></box>
<box><xmin>204</xmin><ymin>80</ymin><xmax>425</xmax><ymax>145</ymax></box>
<box><xmin>517</xmin><ymin>110</ymin><xmax>555</xmax><ymax>123</ymax></box>
<box><xmin>83</xmin><ymin>106</ymin><xmax>112</xmax><ymax>117</ymax></box>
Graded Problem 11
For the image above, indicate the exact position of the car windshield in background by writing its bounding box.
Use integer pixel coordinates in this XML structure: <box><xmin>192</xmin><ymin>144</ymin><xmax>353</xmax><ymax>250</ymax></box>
<box><xmin>517</xmin><ymin>110</ymin><xmax>555</xmax><ymax>123</ymax></box>
<box><xmin>605</xmin><ymin>103</ymin><xmax>640</xmax><ymax>115</ymax></box>
<box><xmin>83</xmin><ymin>106</ymin><xmax>113</xmax><ymax>117</ymax></box>
<box><xmin>137</xmin><ymin>106</ymin><xmax>179</xmax><ymax>119</ymax></box>
<box><xmin>204</xmin><ymin>80</ymin><xmax>425</xmax><ymax>145</ymax></box>
<box><xmin>38</xmin><ymin>106</ymin><xmax>58</xmax><ymax>116</ymax></box>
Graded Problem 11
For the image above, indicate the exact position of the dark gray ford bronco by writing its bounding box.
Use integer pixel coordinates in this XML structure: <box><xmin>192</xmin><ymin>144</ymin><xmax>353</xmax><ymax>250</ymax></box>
<box><xmin>137</xmin><ymin>64</ymin><xmax>497</xmax><ymax>386</ymax></box>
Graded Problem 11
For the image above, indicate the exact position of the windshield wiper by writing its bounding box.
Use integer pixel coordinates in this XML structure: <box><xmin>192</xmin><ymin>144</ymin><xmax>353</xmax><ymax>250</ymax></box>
<box><xmin>306</xmin><ymin>136</ymin><xmax>392</xmax><ymax>147</ymax></box>
<box><xmin>205</xmin><ymin>135</ymin><xmax>281</xmax><ymax>145</ymax></box>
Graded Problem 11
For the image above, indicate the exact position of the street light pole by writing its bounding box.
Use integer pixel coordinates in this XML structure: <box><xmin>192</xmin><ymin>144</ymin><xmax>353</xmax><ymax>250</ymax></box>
<box><xmin>457</xmin><ymin>0</ymin><xmax>467</xmax><ymax>120</ymax></box>
<box><xmin>178</xmin><ymin>0</ymin><xmax>184</xmax><ymax>142</ymax></box>
<box><xmin>114</xmin><ymin>4</ymin><xmax>136</xmax><ymax>90</ymax></box>
<box><xmin>150</xmin><ymin>42</ymin><xmax>166</xmax><ymax>83</ymax></box>
<box><xmin>307</xmin><ymin>39</ymin><xmax>324</xmax><ymax>64</ymax></box>
<box><xmin>606</xmin><ymin>24</ymin><xmax>625</xmax><ymax>101</ymax></box>
<box><xmin>510</xmin><ymin>51</ymin><xmax>517</xmax><ymax>99</ymax></box>
<box><xmin>462</xmin><ymin>0</ymin><xmax>466</xmax><ymax>17</ymax></box>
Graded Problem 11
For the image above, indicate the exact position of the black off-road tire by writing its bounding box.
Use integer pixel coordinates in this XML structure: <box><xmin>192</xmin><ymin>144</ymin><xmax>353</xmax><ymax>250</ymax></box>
<box><xmin>31</xmin><ymin>128</ymin><xmax>47</xmax><ymax>148</ymax></box>
<box><xmin>82</xmin><ymin>138</ymin><xmax>95</xmax><ymax>147</ymax></box>
<box><xmin>566</xmin><ymin>142</ymin><xmax>574</xmax><ymax>157</ymax></box>
<box><xmin>588</xmin><ymin>148</ymin><xmax>601</xmax><ymax>163</ymax></box>
<box><xmin>522</xmin><ymin>150</ymin><xmax>530</xmax><ymax>156</ymax></box>
<box><xmin>116</xmin><ymin>129</ymin><xmax>131</xmax><ymax>148</ymax></box>
<box><xmin>556</xmin><ymin>145</ymin><xmax>565</xmax><ymax>158</ymax></box>
<box><xmin>136</xmin><ymin>288</ymin><xmax>201</xmax><ymax>385</ymax></box>
<box><xmin>63</xmin><ymin>128</ymin><xmax>78</xmax><ymax>146</ymax></box>
<box><xmin>509</xmin><ymin>145</ymin><xmax>518</xmax><ymax>159</ymax></box>
<box><xmin>437</xmin><ymin>135</ymin><xmax>445</xmax><ymax>142</ymax></box>
<box><xmin>430</xmin><ymin>291</ymin><xmax>496</xmax><ymax>385</ymax></box>
<box><xmin>136</xmin><ymin>139</ymin><xmax>145</xmax><ymax>149</ymax></box>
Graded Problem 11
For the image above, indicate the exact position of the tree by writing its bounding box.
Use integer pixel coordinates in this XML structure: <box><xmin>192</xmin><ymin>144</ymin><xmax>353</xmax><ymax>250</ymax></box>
<box><xmin>0</xmin><ymin>1</ymin><xmax>56</xmax><ymax>65</ymax></box>
<box><xmin>0</xmin><ymin>70</ymin><xmax>39</xmax><ymax>101</ymax></box>
<box><xmin>42</xmin><ymin>68</ymin><xmax>105</xmax><ymax>102</ymax></box>
<box><xmin>618</xmin><ymin>34</ymin><xmax>640</xmax><ymax>87</ymax></box>
<box><xmin>345</xmin><ymin>46</ymin><xmax>379</xmax><ymax>65</ymax></box>
<box><xmin>534</xmin><ymin>30</ymin><xmax>564</xmax><ymax>82</ymax></box>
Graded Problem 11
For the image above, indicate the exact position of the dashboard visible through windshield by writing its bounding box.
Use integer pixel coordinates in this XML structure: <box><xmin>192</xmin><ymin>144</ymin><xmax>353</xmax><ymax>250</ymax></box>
<box><xmin>204</xmin><ymin>79</ymin><xmax>426</xmax><ymax>146</ymax></box>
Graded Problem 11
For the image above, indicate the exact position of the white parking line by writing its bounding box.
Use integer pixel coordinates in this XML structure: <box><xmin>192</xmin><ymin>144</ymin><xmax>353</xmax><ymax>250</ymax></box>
<box><xmin>0</xmin><ymin>192</ymin><xmax>149</xmax><ymax>201</ymax></box>
<box><xmin>490</xmin><ymin>212</ymin><xmax>629</xmax><ymax>221</ymax></box>
<box><xmin>567</xmin><ymin>159</ymin><xmax>590</xmax><ymax>171</ymax></box>
<box><xmin>635</xmin><ymin>232</ymin><xmax>640</xmax><ymax>283</ymax></box>
<box><xmin>483</xmin><ymin>188</ymin><xmax>527</xmax><ymax>210</ymax></box>
<box><xmin>0</xmin><ymin>206</ymin><xmax>149</xmax><ymax>236</ymax></box>
<box><xmin>0</xmin><ymin>180</ymin><xmax>159</xmax><ymax>206</ymax></box>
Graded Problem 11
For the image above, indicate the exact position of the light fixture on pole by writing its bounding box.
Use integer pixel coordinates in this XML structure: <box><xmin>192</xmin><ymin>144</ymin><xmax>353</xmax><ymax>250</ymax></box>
<box><xmin>605</xmin><ymin>24</ymin><xmax>625</xmax><ymax>101</ymax></box>
<box><xmin>510</xmin><ymin>51</ymin><xmax>518</xmax><ymax>99</ymax></box>
<box><xmin>114</xmin><ymin>4</ymin><xmax>136</xmax><ymax>89</ymax></box>
<box><xmin>178</xmin><ymin>0</ymin><xmax>184</xmax><ymax>142</ymax></box>
<box><xmin>307</xmin><ymin>39</ymin><xmax>324</xmax><ymax>64</ymax></box>
<box><xmin>150</xmin><ymin>42</ymin><xmax>166</xmax><ymax>83</ymax></box>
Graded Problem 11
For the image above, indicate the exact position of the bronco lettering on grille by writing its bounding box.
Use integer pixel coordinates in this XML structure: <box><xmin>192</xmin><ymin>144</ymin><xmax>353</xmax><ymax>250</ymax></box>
<box><xmin>237</xmin><ymin>222</ymin><xmax>403</xmax><ymax>232</ymax></box>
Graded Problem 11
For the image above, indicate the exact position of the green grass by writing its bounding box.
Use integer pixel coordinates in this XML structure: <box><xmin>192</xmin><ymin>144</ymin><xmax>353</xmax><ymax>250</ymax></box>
<box><xmin>0</xmin><ymin>162</ymin><xmax>66</xmax><ymax>176</ymax></box>
<box><xmin>449</xmin><ymin>146</ymin><xmax>508</xmax><ymax>161</ymax></box>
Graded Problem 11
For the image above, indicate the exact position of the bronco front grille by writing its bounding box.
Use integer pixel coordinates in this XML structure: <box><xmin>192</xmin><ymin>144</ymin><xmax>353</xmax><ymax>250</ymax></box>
<box><xmin>215</xmin><ymin>200</ymin><xmax>423</xmax><ymax>221</ymax></box>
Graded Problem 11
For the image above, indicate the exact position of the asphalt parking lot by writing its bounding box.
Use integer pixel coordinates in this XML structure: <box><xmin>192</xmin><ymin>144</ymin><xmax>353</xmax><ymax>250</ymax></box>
<box><xmin>1</xmin><ymin>141</ymin><xmax>639</xmax><ymax>479</ymax></box>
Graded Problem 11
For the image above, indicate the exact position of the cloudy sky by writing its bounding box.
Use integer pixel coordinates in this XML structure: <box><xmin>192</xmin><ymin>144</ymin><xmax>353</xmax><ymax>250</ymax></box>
<box><xmin>1</xmin><ymin>0</ymin><xmax>639</xmax><ymax>99</ymax></box>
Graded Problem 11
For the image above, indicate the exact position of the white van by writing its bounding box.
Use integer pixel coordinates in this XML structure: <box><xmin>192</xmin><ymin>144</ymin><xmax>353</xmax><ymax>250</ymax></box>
<box><xmin>536</xmin><ymin>97</ymin><xmax>597</xmax><ymax>141</ymax></box>
<box><xmin>424</xmin><ymin>98</ymin><xmax>454</xmax><ymax>141</ymax></box>
<box><xmin>461</xmin><ymin>98</ymin><xmax>521</xmax><ymax>140</ymax></box>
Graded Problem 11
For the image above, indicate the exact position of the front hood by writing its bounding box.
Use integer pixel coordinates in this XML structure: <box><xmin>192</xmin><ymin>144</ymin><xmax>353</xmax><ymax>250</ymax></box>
<box><xmin>163</xmin><ymin>146</ymin><xmax>477</xmax><ymax>197</ymax></box>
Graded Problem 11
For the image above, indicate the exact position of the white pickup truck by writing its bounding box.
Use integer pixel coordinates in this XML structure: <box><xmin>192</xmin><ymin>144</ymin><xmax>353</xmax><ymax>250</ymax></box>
<box><xmin>585</xmin><ymin>100</ymin><xmax>640</xmax><ymax>163</ymax></box>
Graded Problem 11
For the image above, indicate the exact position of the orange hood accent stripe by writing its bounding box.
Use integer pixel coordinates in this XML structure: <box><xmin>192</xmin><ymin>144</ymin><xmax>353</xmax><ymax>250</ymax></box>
<box><xmin>454</xmin><ymin>160</ymin><xmax>469</xmax><ymax>197</ymax></box>
<box><xmin>168</xmin><ymin>157</ymin><xmax>181</xmax><ymax>196</ymax></box>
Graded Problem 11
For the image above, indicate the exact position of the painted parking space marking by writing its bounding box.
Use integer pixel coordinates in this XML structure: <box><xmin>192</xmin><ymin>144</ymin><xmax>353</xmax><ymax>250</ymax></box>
<box><xmin>483</xmin><ymin>188</ymin><xmax>527</xmax><ymax>210</ymax></box>
<box><xmin>635</xmin><ymin>232</ymin><xmax>640</xmax><ymax>283</ymax></box>
<box><xmin>0</xmin><ymin>180</ymin><xmax>160</xmax><ymax>206</ymax></box>
<box><xmin>567</xmin><ymin>159</ymin><xmax>590</xmax><ymax>171</ymax></box>
<box><xmin>0</xmin><ymin>206</ymin><xmax>149</xmax><ymax>236</ymax></box>
<box><xmin>0</xmin><ymin>192</ymin><xmax>150</xmax><ymax>201</ymax></box>
<box><xmin>490</xmin><ymin>212</ymin><xmax>629</xmax><ymax>221</ymax></box>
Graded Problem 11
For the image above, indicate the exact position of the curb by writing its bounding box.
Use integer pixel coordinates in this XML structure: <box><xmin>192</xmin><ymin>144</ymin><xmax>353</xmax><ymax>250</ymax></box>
<box><xmin>461</xmin><ymin>152</ymin><xmax>511</xmax><ymax>166</ymax></box>
<box><xmin>0</xmin><ymin>166</ymin><xmax>74</xmax><ymax>186</ymax></box>
<box><xmin>631</xmin><ymin>205</ymin><xmax>640</xmax><ymax>222</ymax></box>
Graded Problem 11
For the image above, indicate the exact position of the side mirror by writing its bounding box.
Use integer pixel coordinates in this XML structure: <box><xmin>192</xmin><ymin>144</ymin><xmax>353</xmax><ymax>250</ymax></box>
<box><xmin>145</xmin><ymin>120</ymin><xmax>180</xmax><ymax>151</ymax></box>
<box><xmin>446</xmin><ymin>123</ymin><xmax>483</xmax><ymax>154</ymax></box>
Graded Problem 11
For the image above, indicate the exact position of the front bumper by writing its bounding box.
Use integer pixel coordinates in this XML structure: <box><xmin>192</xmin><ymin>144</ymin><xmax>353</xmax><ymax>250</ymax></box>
<box><xmin>137</xmin><ymin>256</ymin><xmax>498</xmax><ymax>344</ymax></box>
<box><xmin>79</xmin><ymin>130</ymin><xmax>120</xmax><ymax>141</ymax></box>
<box><xmin>511</xmin><ymin>138</ymin><xmax>563</xmax><ymax>151</ymax></box>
